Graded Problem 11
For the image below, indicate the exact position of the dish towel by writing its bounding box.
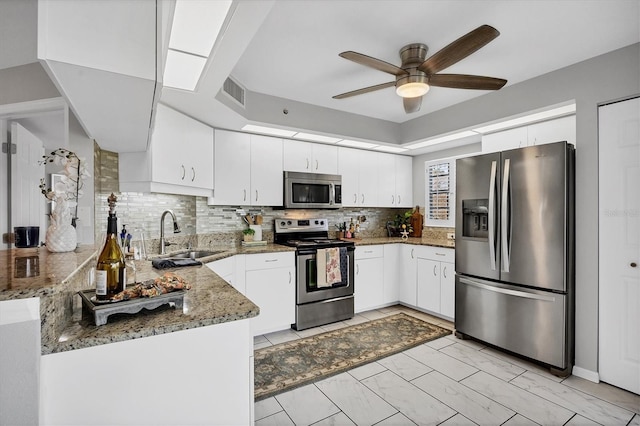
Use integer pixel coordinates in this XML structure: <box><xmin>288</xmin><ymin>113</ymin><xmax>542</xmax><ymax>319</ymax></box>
<box><xmin>316</xmin><ymin>249</ymin><xmax>329</xmax><ymax>288</ymax></box>
<box><xmin>325</xmin><ymin>247</ymin><xmax>342</xmax><ymax>285</ymax></box>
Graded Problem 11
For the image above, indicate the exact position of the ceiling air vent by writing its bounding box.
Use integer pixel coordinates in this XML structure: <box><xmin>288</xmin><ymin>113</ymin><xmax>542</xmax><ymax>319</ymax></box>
<box><xmin>223</xmin><ymin>77</ymin><xmax>246</xmax><ymax>108</ymax></box>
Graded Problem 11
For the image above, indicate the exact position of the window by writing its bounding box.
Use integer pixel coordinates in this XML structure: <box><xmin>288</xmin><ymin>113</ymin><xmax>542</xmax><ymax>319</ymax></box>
<box><xmin>425</xmin><ymin>159</ymin><xmax>455</xmax><ymax>227</ymax></box>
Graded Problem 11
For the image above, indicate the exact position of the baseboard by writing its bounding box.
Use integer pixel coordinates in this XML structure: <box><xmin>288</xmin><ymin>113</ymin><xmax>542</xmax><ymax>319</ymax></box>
<box><xmin>572</xmin><ymin>365</ymin><xmax>600</xmax><ymax>383</ymax></box>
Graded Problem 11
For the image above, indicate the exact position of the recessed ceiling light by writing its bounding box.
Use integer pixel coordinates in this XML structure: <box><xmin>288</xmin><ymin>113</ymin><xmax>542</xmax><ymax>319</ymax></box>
<box><xmin>242</xmin><ymin>124</ymin><xmax>297</xmax><ymax>137</ymax></box>
<box><xmin>374</xmin><ymin>145</ymin><xmax>409</xmax><ymax>153</ymax></box>
<box><xmin>404</xmin><ymin>130</ymin><xmax>479</xmax><ymax>150</ymax></box>
<box><xmin>293</xmin><ymin>133</ymin><xmax>342</xmax><ymax>144</ymax></box>
<box><xmin>163</xmin><ymin>50</ymin><xmax>207</xmax><ymax>91</ymax></box>
<box><xmin>337</xmin><ymin>140</ymin><xmax>379</xmax><ymax>149</ymax></box>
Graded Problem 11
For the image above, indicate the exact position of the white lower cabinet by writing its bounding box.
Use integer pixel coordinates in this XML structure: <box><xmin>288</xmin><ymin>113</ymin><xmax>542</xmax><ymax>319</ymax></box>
<box><xmin>382</xmin><ymin>244</ymin><xmax>400</xmax><ymax>304</ymax></box>
<box><xmin>416</xmin><ymin>247</ymin><xmax>455</xmax><ymax>319</ymax></box>
<box><xmin>354</xmin><ymin>245</ymin><xmax>385</xmax><ymax>312</ymax></box>
<box><xmin>398</xmin><ymin>244</ymin><xmax>418</xmax><ymax>306</ymax></box>
<box><xmin>244</xmin><ymin>252</ymin><xmax>295</xmax><ymax>336</ymax></box>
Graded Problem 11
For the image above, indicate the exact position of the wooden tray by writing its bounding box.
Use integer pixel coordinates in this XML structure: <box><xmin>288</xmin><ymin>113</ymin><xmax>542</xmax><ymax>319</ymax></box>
<box><xmin>79</xmin><ymin>287</ymin><xmax>185</xmax><ymax>326</ymax></box>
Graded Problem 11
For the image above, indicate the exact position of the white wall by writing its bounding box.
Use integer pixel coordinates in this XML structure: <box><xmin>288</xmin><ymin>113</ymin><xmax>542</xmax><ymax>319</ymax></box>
<box><xmin>408</xmin><ymin>43</ymin><xmax>640</xmax><ymax>376</ymax></box>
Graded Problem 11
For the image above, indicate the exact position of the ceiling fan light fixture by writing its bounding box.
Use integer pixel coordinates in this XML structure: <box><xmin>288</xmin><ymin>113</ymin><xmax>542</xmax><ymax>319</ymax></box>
<box><xmin>396</xmin><ymin>82</ymin><xmax>430</xmax><ymax>98</ymax></box>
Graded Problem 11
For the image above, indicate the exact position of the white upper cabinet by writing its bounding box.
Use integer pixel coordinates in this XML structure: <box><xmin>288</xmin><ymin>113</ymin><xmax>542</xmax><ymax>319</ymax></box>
<box><xmin>283</xmin><ymin>140</ymin><xmax>338</xmax><ymax>174</ymax></box>
<box><xmin>378</xmin><ymin>153</ymin><xmax>413</xmax><ymax>208</ymax></box>
<box><xmin>119</xmin><ymin>104</ymin><xmax>214</xmax><ymax>197</ymax></box>
<box><xmin>482</xmin><ymin>115</ymin><xmax>576</xmax><ymax>153</ymax></box>
<box><xmin>37</xmin><ymin>0</ymin><xmax>167</xmax><ymax>153</ymax></box>
<box><xmin>338</xmin><ymin>147</ymin><xmax>379</xmax><ymax>207</ymax></box>
<box><xmin>212</xmin><ymin>130</ymin><xmax>283</xmax><ymax>206</ymax></box>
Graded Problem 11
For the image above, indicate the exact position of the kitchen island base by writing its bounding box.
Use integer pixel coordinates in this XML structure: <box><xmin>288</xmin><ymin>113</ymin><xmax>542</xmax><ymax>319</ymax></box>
<box><xmin>40</xmin><ymin>318</ymin><xmax>254</xmax><ymax>426</ymax></box>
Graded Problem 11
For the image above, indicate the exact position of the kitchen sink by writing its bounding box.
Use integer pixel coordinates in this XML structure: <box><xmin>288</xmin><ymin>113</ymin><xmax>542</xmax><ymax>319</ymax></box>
<box><xmin>161</xmin><ymin>250</ymin><xmax>226</xmax><ymax>260</ymax></box>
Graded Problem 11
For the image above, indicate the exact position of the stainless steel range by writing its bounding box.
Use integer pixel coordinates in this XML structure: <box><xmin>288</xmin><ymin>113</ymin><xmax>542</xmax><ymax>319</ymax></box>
<box><xmin>275</xmin><ymin>218</ymin><xmax>355</xmax><ymax>330</ymax></box>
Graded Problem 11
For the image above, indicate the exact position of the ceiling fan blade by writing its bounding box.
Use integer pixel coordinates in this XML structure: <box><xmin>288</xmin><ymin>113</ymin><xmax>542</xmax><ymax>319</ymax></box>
<box><xmin>339</xmin><ymin>51</ymin><xmax>409</xmax><ymax>76</ymax></box>
<box><xmin>419</xmin><ymin>25</ymin><xmax>500</xmax><ymax>75</ymax></box>
<box><xmin>429</xmin><ymin>74</ymin><xmax>507</xmax><ymax>90</ymax></box>
<box><xmin>403</xmin><ymin>96</ymin><xmax>422</xmax><ymax>114</ymax></box>
<box><xmin>333</xmin><ymin>81</ymin><xmax>395</xmax><ymax>99</ymax></box>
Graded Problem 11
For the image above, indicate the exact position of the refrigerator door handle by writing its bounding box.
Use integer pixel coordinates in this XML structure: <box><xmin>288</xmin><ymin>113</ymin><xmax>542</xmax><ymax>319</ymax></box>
<box><xmin>459</xmin><ymin>277</ymin><xmax>557</xmax><ymax>302</ymax></box>
<box><xmin>501</xmin><ymin>158</ymin><xmax>511</xmax><ymax>272</ymax></box>
<box><xmin>488</xmin><ymin>160</ymin><xmax>497</xmax><ymax>270</ymax></box>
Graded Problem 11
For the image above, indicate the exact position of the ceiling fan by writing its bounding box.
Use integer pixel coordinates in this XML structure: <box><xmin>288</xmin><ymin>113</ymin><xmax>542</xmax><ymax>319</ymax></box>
<box><xmin>333</xmin><ymin>25</ymin><xmax>507</xmax><ymax>114</ymax></box>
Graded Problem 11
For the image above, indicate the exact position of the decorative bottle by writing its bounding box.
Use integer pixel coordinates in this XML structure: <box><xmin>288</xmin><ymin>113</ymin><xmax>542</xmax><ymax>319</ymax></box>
<box><xmin>95</xmin><ymin>193</ymin><xmax>126</xmax><ymax>300</ymax></box>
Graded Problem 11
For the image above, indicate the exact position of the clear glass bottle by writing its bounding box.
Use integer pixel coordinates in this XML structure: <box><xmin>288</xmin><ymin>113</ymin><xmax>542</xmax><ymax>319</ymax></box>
<box><xmin>95</xmin><ymin>194</ymin><xmax>126</xmax><ymax>300</ymax></box>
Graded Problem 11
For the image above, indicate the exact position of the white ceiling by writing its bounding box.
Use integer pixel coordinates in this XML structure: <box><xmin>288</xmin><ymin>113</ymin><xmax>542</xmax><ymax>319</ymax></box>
<box><xmin>229</xmin><ymin>0</ymin><xmax>639</xmax><ymax>123</ymax></box>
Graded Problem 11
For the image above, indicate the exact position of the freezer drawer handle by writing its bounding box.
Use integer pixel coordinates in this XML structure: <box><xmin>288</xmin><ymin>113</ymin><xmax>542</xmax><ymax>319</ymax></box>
<box><xmin>459</xmin><ymin>277</ymin><xmax>556</xmax><ymax>302</ymax></box>
<box><xmin>488</xmin><ymin>160</ymin><xmax>497</xmax><ymax>270</ymax></box>
<box><xmin>501</xmin><ymin>158</ymin><xmax>511</xmax><ymax>272</ymax></box>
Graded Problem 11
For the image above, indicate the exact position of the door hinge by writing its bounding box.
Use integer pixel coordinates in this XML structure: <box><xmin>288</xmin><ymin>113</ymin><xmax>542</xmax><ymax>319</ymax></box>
<box><xmin>2</xmin><ymin>143</ymin><xmax>16</xmax><ymax>154</ymax></box>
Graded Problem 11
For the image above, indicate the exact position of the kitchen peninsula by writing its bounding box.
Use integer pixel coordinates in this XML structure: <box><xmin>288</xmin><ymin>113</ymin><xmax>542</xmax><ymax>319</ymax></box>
<box><xmin>0</xmin><ymin>243</ymin><xmax>292</xmax><ymax>426</ymax></box>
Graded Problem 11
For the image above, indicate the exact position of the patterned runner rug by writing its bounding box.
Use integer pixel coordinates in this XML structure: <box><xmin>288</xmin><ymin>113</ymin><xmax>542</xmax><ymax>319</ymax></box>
<box><xmin>254</xmin><ymin>313</ymin><xmax>451</xmax><ymax>400</ymax></box>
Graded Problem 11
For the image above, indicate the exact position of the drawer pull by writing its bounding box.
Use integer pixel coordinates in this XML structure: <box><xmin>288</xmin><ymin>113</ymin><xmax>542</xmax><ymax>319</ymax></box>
<box><xmin>264</xmin><ymin>259</ymin><xmax>278</xmax><ymax>263</ymax></box>
<box><xmin>436</xmin><ymin>253</ymin><xmax>446</xmax><ymax>256</ymax></box>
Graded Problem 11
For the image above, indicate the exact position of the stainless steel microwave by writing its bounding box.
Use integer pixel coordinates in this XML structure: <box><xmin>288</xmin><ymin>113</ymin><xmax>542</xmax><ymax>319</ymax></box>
<box><xmin>284</xmin><ymin>171</ymin><xmax>342</xmax><ymax>209</ymax></box>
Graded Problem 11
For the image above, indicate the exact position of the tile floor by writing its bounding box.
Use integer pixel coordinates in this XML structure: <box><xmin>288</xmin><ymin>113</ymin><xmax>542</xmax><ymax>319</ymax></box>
<box><xmin>254</xmin><ymin>305</ymin><xmax>640</xmax><ymax>426</ymax></box>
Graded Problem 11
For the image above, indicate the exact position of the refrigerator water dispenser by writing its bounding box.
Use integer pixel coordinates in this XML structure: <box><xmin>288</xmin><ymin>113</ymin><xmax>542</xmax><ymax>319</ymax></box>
<box><xmin>462</xmin><ymin>199</ymin><xmax>489</xmax><ymax>239</ymax></box>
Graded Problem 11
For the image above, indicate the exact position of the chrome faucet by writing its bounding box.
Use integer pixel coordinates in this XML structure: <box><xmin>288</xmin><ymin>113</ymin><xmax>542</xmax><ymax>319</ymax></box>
<box><xmin>159</xmin><ymin>210</ymin><xmax>181</xmax><ymax>254</ymax></box>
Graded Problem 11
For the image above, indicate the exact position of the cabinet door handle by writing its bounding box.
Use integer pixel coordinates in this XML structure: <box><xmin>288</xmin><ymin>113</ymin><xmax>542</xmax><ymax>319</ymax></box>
<box><xmin>392</xmin><ymin>195</ymin><xmax>395</xmax><ymax>205</ymax></box>
<box><xmin>315</xmin><ymin>159</ymin><xmax>319</xmax><ymax>170</ymax></box>
<box><xmin>289</xmin><ymin>271</ymin><xmax>292</xmax><ymax>284</ymax></box>
<box><xmin>443</xmin><ymin>266</ymin><xmax>447</xmax><ymax>279</ymax></box>
<box><xmin>306</xmin><ymin>158</ymin><xmax>309</xmax><ymax>170</ymax></box>
<box><xmin>255</xmin><ymin>190</ymin><xmax>258</xmax><ymax>202</ymax></box>
<box><xmin>356</xmin><ymin>264</ymin><xmax>360</xmax><ymax>275</ymax></box>
<box><xmin>361</xmin><ymin>194</ymin><xmax>365</xmax><ymax>204</ymax></box>
<box><xmin>411</xmin><ymin>249</ymin><xmax>414</xmax><ymax>259</ymax></box>
<box><xmin>181</xmin><ymin>165</ymin><xmax>186</xmax><ymax>180</ymax></box>
<box><xmin>191</xmin><ymin>167</ymin><xmax>195</xmax><ymax>182</ymax></box>
<box><xmin>354</xmin><ymin>194</ymin><xmax>357</xmax><ymax>203</ymax></box>
<box><xmin>398</xmin><ymin>195</ymin><xmax>401</xmax><ymax>204</ymax></box>
<box><xmin>243</xmin><ymin>189</ymin><xmax>246</xmax><ymax>201</ymax></box>
<box><xmin>433</xmin><ymin>265</ymin><xmax>437</xmax><ymax>276</ymax></box>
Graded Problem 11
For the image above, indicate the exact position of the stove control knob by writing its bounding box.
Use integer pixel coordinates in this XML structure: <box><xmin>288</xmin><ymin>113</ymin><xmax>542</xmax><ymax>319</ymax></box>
<box><xmin>319</xmin><ymin>220</ymin><xmax>324</xmax><ymax>225</ymax></box>
<box><xmin>280</xmin><ymin>221</ymin><xmax>286</xmax><ymax>227</ymax></box>
<box><xmin>287</xmin><ymin>220</ymin><xmax>292</xmax><ymax>225</ymax></box>
<box><xmin>314</xmin><ymin>220</ymin><xmax>319</xmax><ymax>225</ymax></box>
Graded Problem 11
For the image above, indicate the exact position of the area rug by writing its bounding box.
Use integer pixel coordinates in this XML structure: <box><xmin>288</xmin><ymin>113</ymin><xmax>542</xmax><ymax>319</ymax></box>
<box><xmin>254</xmin><ymin>313</ymin><xmax>451</xmax><ymax>400</ymax></box>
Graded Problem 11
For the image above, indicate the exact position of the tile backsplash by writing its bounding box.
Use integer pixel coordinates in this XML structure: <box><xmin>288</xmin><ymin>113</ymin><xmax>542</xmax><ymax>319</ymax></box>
<box><xmin>94</xmin><ymin>146</ymin><xmax>409</xmax><ymax>246</ymax></box>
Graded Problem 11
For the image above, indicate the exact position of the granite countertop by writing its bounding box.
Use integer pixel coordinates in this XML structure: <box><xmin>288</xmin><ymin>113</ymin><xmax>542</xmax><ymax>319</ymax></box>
<box><xmin>343</xmin><ymin>236</ymin><xmax>455</xmax><ymax>249</ymax></box>
<box><xmin>0</xmin><ymin>242</ymin><xmax>295</xmax><ymax>354</ymax></box>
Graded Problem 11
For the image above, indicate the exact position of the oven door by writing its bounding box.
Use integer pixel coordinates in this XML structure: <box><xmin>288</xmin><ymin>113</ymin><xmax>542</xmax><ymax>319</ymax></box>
<box><xmin>296</xmin><ymin>247</ymin><xmax>354</xmax><ymax>304</ymax></box>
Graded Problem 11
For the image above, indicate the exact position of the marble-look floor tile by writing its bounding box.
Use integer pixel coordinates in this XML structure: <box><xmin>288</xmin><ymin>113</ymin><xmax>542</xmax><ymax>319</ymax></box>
<box><xmin>343</xmin><ymin>314</ymin><xmax>371</xmax><ymax>326</ymax></box>
<box><xmin>478</xmin><ymin>346</ymin><xmax>564</xmax><ymax>383</ymax></box>
<box><xmin>254</xmin><ymin>340</ymin><xmax>274</xmax><ymax>350</ymax></box>
<box><xmin>564</xmin><ymin>414</ymin><xmax>600</xmax><ymax>425</ymax></box>
<box><xmin>511</xmin><ymin>371</ymin><xmax>636</xmax><ymax>425</ymax></box>
<box><xmin>293</xmin><ymin>326</ymin><xmax>328</xmax><ymax>338</ymax></box>
<box><xmin>255</xmin><ymin>397</ymin><xmax>282</xmax><ymax>421</ymax></box>
<box><xmin>374</xmin><ymin>412</ymin><xmax>417</xmax><ymax>425</ymax></box>
<box><xmin>439</xmin><ymin>413</ymin><xmax>479</xmax><ymax>425</ymax></box>
<box><xmin>561</xmin><ymin>375</ymin><xmax>640</xmax><ymax>414</ymax></box>
<box><xmin>254</xmin><ymin>335</ymin><xmax>269</xmax><ymax>344</ymax></box>
<box><xmin>440</xmin><ymin>343</ymin><xmax>525</xmax><ymax>382</ymax></box>
<box><xmin>501</xmin><ymin>414</ymin><xmax>539</xmax><ymax>426</ymax></box>
<box><xmin>412</xmin><ymin>371</ymin><xmax>515</xmax><ymax>426</ymax></box>
<box><xmin>425</xmin><ymin>336</ymin><xmax>455</xmax><ymax>350</ymax></box>
<box><xmin>275</xmin><ymin>384</ymin><xmax>340</xmax><ymax>426</ymax></box>
<box><xmin>358</xmin><ymin>310</ymin><xmax>389</xmax><ymax>321</ymax></box>
<box><xmin>348</xmin><ymin>361</ymin><xmax>387</xmax><ymax>381</ymax></box>
<box><xmin>255</xmin><ymin>410</ymin><xmax>295</xmax><ymax>426</ymax></box>
<box><xmin>402</xmin><ymin>310</ymin><xmax>444</xmax><ymax>325</ymax></box>
<box><xmin>630</xmin><ymin>414</ymin><xmax>640</xmax><ymax>426</ymax></box>
<box><xmin>377</xmin><ymin>352</ymin><xmax>433</xmax><ymax>381</ymax></box>
<box><xmin>405</xmin><ymin>344</ymin><xmax>478</xmax><ymax>381</ymax></box>
<box><xmin>444</xmin><ymin>334</ymin><xmax>486</xmax><ymax>350</ymax></box>
<box><xmin>320</xmin><ymin>321</ymin><xmax>349</xmax><ymax>332</ymax></box>
<box><xmin>377</xmin><ymin>305</ymin><xmax>404</xmax><ymax>315</ymax></box>
<box><xmin>362</xmin><ymin>370</ymin><xmax>457</xmax><ymax>425</ymax></box>
<box><xmin>264</xmin><ymin>328</ymin><xmax>300</xmax><ymax>345</ymax></box>
<box><xmin>462</xmin><ymin>371</ymin><xmax>574</xmax><ymax>425</ymax></box>
<box><xmin>315</xmin><ymin>372</ymin><xmax>398</xmax><ymax>426</ymax></box>
<box><xmin>311</xmin><ymin>411</ymin><xmax>356</xmax><ymax>426</ymax></box>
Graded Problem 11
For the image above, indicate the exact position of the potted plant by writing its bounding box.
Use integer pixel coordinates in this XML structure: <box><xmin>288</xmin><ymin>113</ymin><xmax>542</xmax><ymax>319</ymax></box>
<box><xmin>387</xmin><ymin>210</ymin><xmax>414</xmax><ymax>237</ymax></box>
<box><xmin>242</xmin><ymin>228</ymin><xmax>255</xmax><ymax>242</ymax></box>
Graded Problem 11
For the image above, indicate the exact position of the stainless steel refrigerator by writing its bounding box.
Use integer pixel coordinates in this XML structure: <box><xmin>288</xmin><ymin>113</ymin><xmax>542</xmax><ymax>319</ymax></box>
<box><xmin>455</xmin><ymin>141</ymin><xmax>575</xmax><ymax>375</ymax></box>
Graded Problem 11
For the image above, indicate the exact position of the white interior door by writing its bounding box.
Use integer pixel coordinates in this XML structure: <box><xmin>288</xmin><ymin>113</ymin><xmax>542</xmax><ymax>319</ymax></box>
<box><xmin>10</xmin><ymin>123</ymin><xmax>45</xmax><ymax>241</ymax></box>
<box><xmin>598</xmin><ymin>97</ymin><xmax>640</xmax><ymax>394</ymax></box>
